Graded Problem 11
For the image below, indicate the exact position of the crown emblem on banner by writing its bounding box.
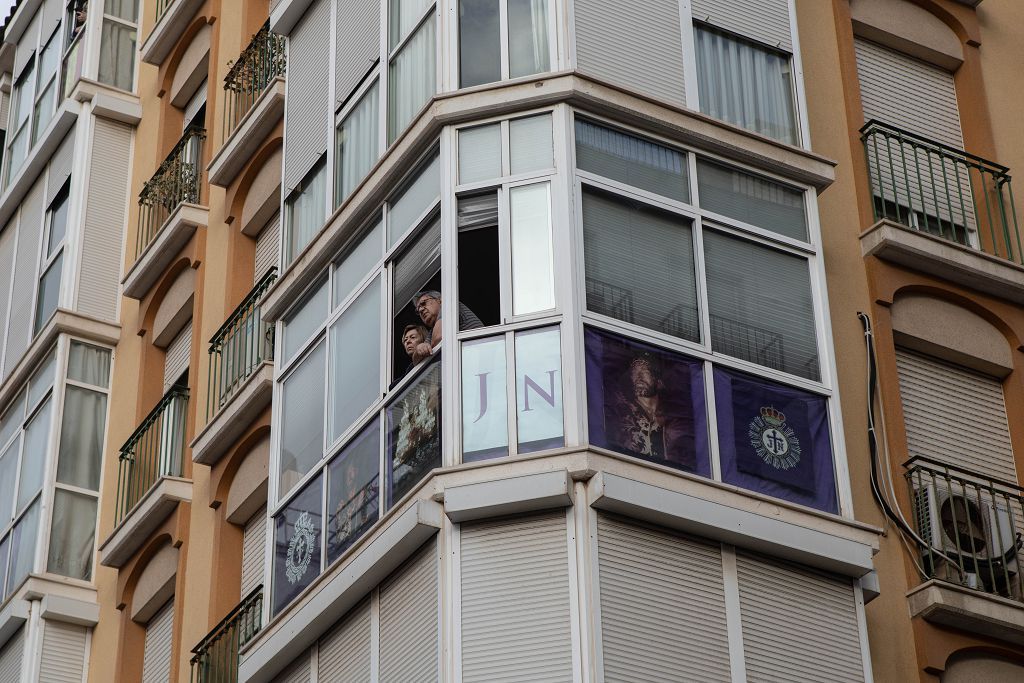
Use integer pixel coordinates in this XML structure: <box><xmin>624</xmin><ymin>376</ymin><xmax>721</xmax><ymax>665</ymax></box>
<box><xmin>760</xmin><ymin>406</ymin><xmax>786</xmax><ymax>427</ymax></box>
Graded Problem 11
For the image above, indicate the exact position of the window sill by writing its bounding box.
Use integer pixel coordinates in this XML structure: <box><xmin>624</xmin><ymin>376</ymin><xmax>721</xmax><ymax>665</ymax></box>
<box><xmin>98</xmin><ymin>476</ymin><xmax>193</xmax><ymax>569</ymax></box>
<box><xmin>191</xmin><ymin>361</ymin><xmax>274</xmax><ymax>466</ymax></box>
<box><xmin>908</xmin><ymin>579</ymin><xmax>1024</xmax><ymax>646</ymax></box>
<box><xmin>122</xmin><ymin>203</ymin><xmax>208</xmax><ymax>300</ymax></box>
<box><xmin>208</xmin><ymin>78</ymin><xmax>285</xmax><ymax>187</ymax></box>
<box><xmin>70</xmin><ymin>78</ymin><xmax>143</xmax><ymax>125</ymax></box>
<box><xmin>140</xmin><ymin>0</ymin><xmax>205</xmax><ymax>66</ymax></box>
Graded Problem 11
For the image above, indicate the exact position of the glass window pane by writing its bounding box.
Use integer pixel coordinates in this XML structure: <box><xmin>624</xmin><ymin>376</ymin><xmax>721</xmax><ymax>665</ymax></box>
<box><xmin>7</xmin><ymin>500</ymin><xmax>39</xmax><ymax>595</ymax></box>
<box><xmin>327</xmin><ymin>421</ymin><xmax>379</xmax><ymax>563</ymax></box>
<box><xmin>98</xmin><ymin>19</ymin><xmax>137</xmax><ymax>91</ymax></box>
<box><xmin>0</xmin><ymin>436</ymin><xmax>20</xmax><ymax>523</ymax></box>
<box><xmin>47</xmin><ymin>186</ymin><xmax>70</xmax><ymax>256</ymax></box>
<box><xmin>694</xmin><ymin>25</ymin><xmax>797</xmax><ymax>145</ymax></box>
<box><xmin>390</xmin><ymin>0</ymin><xmax>432</xmax><ymax>49</ymax></box>
<box><xmin>0</xmin><ymin>393</ymin><xmax>25</xmax><ymax>449</ymax></box>
<box><xmin>457</xmin><ymin>193</ymin><xmax>500</xmax><ymax>329</ymax></box>
<box><xmin>68</xmin><ymin>342</ymin><xmax>112</xmax><ymax>387</ymax></box>
<box><xmin>6</xmin><ymin>126</ymin><xmax>29</xmax><ymax>182</ymax></box>
<box><xmin>515</xmin><ymin>326</ymin><xmax>563</xmax><ymax>453</ymax></box>
<box><xmin>334</xmin><ymin>221</ymin><xmax>382</xmax><ymax>307</ymax></box>
<box><xmin>697</xmin><ymin>160</ymin><xmax>806</xmax><ymax>241</ymax></box>
<box><xmin>56</xmin><ymin>386</ymin><xmax>107</xmax><ymax>491</ymax></box>
<box><xmin>458</xmin><ymin>123</ymin><xmax>501</xmax><ymax>185</ymax></box>
<box><xmin>462</xmin><ymin>336</ymin><xmax>507</xmax><ymax>461</ymax></box>
<box><xmin>38</xmin><ymin>31</ymin><xmax>60</xmax><ymax>83</ymax></box>
<box><xmin>507</xmin><ymin>0</ymin><xmax>550</xmax><ymax>79</ymax></box>
<box><xmin>47</xmin><ymin>489</ymin><xmax>97</xmax><ymax>580</ymax></box>
<box><xmin>509</xmin><ymin>114</ymin><xmax>552</xmax><ymax>175</ymax></box>
<box><xmin>585</xmin><ymin>327</ymin><xmax>710</xmax><ymax>475</ymax></box>
<box><xmin>272</xmin><ymin>474</ymin><xmax>323</xmax><ymax>615</ymax></box>
<box><xmin>336</xmin><ymin>81</ymin><xmax>379</xmax><ymax>206</ymax></box>
<box><xmin>510</xmin><ymin>183</ymin><xmax>555</xmax><ymax>315</ymax></box>
<box><xmin>27</xmin><ymin>350</ymin><xmax>56</xmax><ymax>408</ymax></box>
<box><xmin>703</xmin><ymin>230</ymin><xmax>819</xmax><ymax>380</ymax></box>
<box><xmin>13</xmin><ymin>64</ymin><xmax>34</xmax><ymax>128</ymax></box>
<box><xmin>286</xmin><ymin>159</ymin><xmax>327</xmax><ymax>264</ymax></box>
<box><xmin>387</xmin><ymin>361</ymin><xmax>441</xmax><ymax>506</ymax></box>
<box><xmin>388</xmin><ymin>17</ymin><xmax>435</xmax><ymax>144</ymax></box>
<box><xmin>575</xmin><ymin>119</ymin><xmax>689</xmax><ymax>203</ymax></box>
<box><xmin>714</xmin><ymin>366</ymin><xmax>836</xmax><ymax>513</ymax></box>
<box><xmin>17</xmin><ymin>399</ymin><xmax>51</xmax><ymax>512</ymax></box>
<box><xmin>282</xmin><ymin>280</ymin><xmax>328</xmax><ymax>363</ymax></box>
<box><xmin>388</xmin><ymin>154</ymin><xmax>440</xmax><ymax>247</ymax></box>
<box><xmin>582</xmin><ymin>188</ymin><xmax>699</xmax><ymax>341</ymax></box>
<box><xmin>32</xmin><ymin>81</ymin><xmax>55</xmax><ymax>143</ymax></box>
<box><xmin>279</xmin><ymin>343</ymin><xmax>326</xmax><ymax>498</ymax></box>
<box><xmin>393</xmin><ymin>218</ymin><xmax>441</xmax><ymax>319</ymax></box>
<box><xmin>34</xmin><ymin>252</ymin><xmax>62</xmax><ymax>334</ymax></box>
<box><xmin>105</xmin><ymin>0</ymin><xmax>139</xmax><ymax>21</ymax></box>
<box><xmin>459</xmin><ymin>0</ymin><xmax>500</xmax><ymax>88</ymax></box>
<box><xmin>330</xmin><ymin>280</ymin><xmax>382</xmax><ymax>441</ymax></box>
<box><xmin>0</xmin><ymin>534</ymin><xmax>9</xmax><ymax>599</ymax></box>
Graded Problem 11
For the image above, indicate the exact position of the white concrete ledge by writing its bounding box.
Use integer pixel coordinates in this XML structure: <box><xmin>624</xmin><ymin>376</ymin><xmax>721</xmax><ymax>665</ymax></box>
<box><xmin>71</xmin><ymin>78</ymin><xmax>143</xmax><ymax>125</ymax></box>
<box><xmin>209</xmin><ymin>78</ymin><xmax>285</xmax><ymax>187</ymax></box>
<box><xmin>98</xmin><ymin>477</ymin><xmax>193</xmax><ymax>568</ymax></box>
<box><xmin>270</xmin><ymin>0</ymin><xmax>315</xmax><ymax>35</ymax></box>
<box><xmin>908</xmin><ymin>579</ymin><xmax>1024</xmax><ymax>646</ymax></box>
<box><xmin>861</xmin><ymin>219</ymin><xmax>1024</xmax><ymax>303</ymax></box>
<box><xmin>444</xmin><ymin>469</ymin><xmax>573</xmax><ymax>522</ymax></box>
<box><xmin>588</xmin><ymin>472</ymin><xmax>876</xmax><ymax>578</ymax></box>
<box><xmin>191</xmin><ymin>362</ymin><xmax>274</xmax><ymax>466</ymax></box>
<box><xmin>40</xmin><ymin>594</ymin><xmax>100</xmax><ymax>627</ymax></box>
<box><xmin>140</xmin><ymin>0</ymin><xmax>205</xmax><ymax>66</ymax></box>
<box><xmin>122</xmin><ymin>203</ymin><xmax>208</xmax><ymax>300</ymax></box>
<box><xmin>0</xmin><ymin>598</ymin><xmax>28</xmax><ymax>650</ymax></box>
<box><xmin>0</xmin><ymin>104</ymin><xmax>77</xmax><ymax>229</ymax></box>
<box><xmin>239</xmin><ymin>500</ymin><xmax>442</xmax><ymax>683</ymax></box>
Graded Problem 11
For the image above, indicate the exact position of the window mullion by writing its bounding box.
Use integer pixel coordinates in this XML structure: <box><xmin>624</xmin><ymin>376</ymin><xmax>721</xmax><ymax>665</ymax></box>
<box><xmin>498</xmin><ymin>0</ymin><xmax>510</xmax><ymax>80</ymax></box>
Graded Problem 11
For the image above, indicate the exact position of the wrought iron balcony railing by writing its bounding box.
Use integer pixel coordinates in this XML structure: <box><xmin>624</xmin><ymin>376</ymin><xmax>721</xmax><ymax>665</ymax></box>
<box><xmin>155</xmin><ymin>0</ymin><xmax>177</xmax><ymax>25</ymax></box>
<box><xmin>861</xmin><ymin>120</ymin><xmax>1021</xmax><ymax>264</ymax></box>
<box><xmin>206</xmin><ymin>269</ymin><xmax>277</xmax><ymax>420</ymax></box>
<box><xmin>905</xmin><ymin>456</ymin><xmax>1024</xmax><ymax>602</ymax></box>
<box><xmin>137</xmin><ymin>126</ymin><xmax>206</xmax><ymax>260</ymax></box>
<box><xmin>189</xmin><ymin>586</ymin><xmax>263</xmax><ymax>683</ymax></box>
<box><xmin>223</xmin><ymin>21</ymin><xmax>286</xmax><ymax>140</ymax></box>
<box><xmin>115</xmin><ymin>387</ymin><xmax>189</xmax><ymax>526</ymax></box>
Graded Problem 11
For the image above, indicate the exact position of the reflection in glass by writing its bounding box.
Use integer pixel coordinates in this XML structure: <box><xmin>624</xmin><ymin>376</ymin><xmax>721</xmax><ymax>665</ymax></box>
<box><xmin>388</xmin><ymin>154</ymin><xmax>440</xmax><ymax>246</ymax></box>
<box><xmin>7</xmin><ymin>500</ymin><xmax>39</xmax><ymax>595</ymax></box>
<box><xmin>515</xmin><ymin>327</ymin><xmax>563</xmax><ymax>453</ymax></box>
<box><xmin>459</xmin><ymin>0</ymin><xmax>500</xmax><ymax>87</ymax></box>
<box><xmin>510</xmin><ymin>183</ymin><xmax>555</xmax><ymax>315</ymax></box>
<box><xmin>697</xmin><ymin>159</ymin><xmax>806</xmax><ymax>241</ymax></box>
<box><xmin>0</xmin><ymin>437</ymin><xmax>19</xmax><ymax>520</ymax></box>
<box><xmin>0</xmin><ymin>535</ymin><xmax>8</xmax><ymax>599</ymax></box>
<box><xmin>327</xmin><ymin>422</ymin><xmax>379</xmax><ymax>563</ymax></box>
<box><xmin>334</xmin><ymin>221</ymin><xmax>383</xmax><ymax>307</ymax></box>
<box><xmin>387</xmin><ymin>361</ymin><xmax>441</xmax><ymax>506</ymax></box>
<box><xmin>462</xmin><ymin>336</ymin><xmax>507</xmax><ymax>461</ymax></box>
<box><xmin>279</xmin><ymin>344</ymin><xmax>326</xmax><ymax>498</ymax></box>
<box><xmin>509</xmin><ymin>114</ymin><xmax>553</xmax><ymax>175</ymax></box>
<box><xmin>18</xmin><ymin>399</ymin><xmax>51</xmax><ymax>512</ymax></box>
<box><xmin>507</xmin><ymin>0</ymin><xmax>550</xmax><ymax>78</ymax></box>
<box><xmin>459</xmin><ymin>123</ymin><xmax>501</xmax><ymax>184</ymax></box>
<box><xmin>272</xmin><ymin>475</ymin><xmax>323</xmax><ymax>615</ymax></box>
<box><xmin>282</xmin><ymin>280</ymin><xmax>328</xmax><ymax>362</ymax></box>
<box><xmin>47</xmin><ymin>489</ymin><xmax>97</xmax><ymax>580</ymax></box>
<box><xmin>34</xmin><ymin>254</ymin><xmax>62</xmax><ymax>334</ymax></box>
<box><xmin>330</xmin><ymin>280</ymin><xmax>382</xmax><ymax>441</ymax></box>
<box><xmin>27</xmin><ymin>351</ymin><xmax>56</xmax><ymax>407</ymax></box>
<box><xmin>0</xmin><ymin>393</ymin><xmax>25</xmax><ymax>449</ymax></box>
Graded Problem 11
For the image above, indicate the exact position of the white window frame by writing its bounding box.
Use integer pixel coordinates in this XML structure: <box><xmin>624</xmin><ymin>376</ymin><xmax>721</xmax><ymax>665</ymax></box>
<box><xmin>334</xmin><ymin>74</ymin><xmax>382</xmax><ymax>208</ymax></box>
<box><xmin>385</xmin><ymin>0</ymin><xmax>437</xmax><ymax>144</ymax></box>
<box><xmin>31</xmin><ymin>25</ymin><xmax>62</xmax><ymax>145</ymax></box>
<box><xmin>34</xmin><ymin>181</ymin><xmax>70</xmax><ymax>335</ymax></box>
<box><xmin>453</xmin><ymin>0</ymin><xmax>557</xmax><ymax>89</ymax></box>
<box><xmin>96</xmin><ymin>0</ymin><xmax>140</xmax><ymax>93</ymax></box>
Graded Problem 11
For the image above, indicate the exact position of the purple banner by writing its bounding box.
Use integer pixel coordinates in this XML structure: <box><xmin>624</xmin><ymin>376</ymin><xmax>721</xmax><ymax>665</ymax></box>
<box><xmin>713</xmin><ymin>367</ymin><xmax>837</xmax><ymax>514</ymax></box>
<box><xmin>586</xmin><ymin>327</ymin><xmax>709</xmax><ymax>476</ymax></box>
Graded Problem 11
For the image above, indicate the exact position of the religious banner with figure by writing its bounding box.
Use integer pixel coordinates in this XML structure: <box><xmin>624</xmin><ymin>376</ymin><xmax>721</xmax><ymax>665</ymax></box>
<box><xmin>713</xmin><ymin>366</ymin><xmax>837</xmax><ymax>513</ymax></box>
<box><xmin>273</xmin><ymin>474</ymin><xmax>323</xmax><ymax>616</ymax></box>
<box><xmin>585</xmin><ymin>327</ymin><xmax>710</xmax><ymax>476</ymax></box>
<box><xmin>387</xmin><ymin>359</ymin><xmax>442</xmax><ymax>506</ymax></box>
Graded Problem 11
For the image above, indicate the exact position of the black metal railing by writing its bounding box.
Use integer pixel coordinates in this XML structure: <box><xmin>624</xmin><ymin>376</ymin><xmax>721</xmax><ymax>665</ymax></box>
<box><xmin>861</xmin><ymin>120</ymin><xmax>1021</xmax><ymax>264</ymax></box>
<box><xmin>906</xmin><ymin>456</ymin><xmax>1024</xmax><ymax>602</ymax></box>
<box><xmin>206</xmin><ymin>269</ymin><xmax>277</xmax><ymax>420</ymax></box>
<box><xmin>189</xmin><ymin>586</ymin><xmax>264</xmax><ymax>683</ymax></box>
<box><xmin>137</xmin><ymin>126</ymin><xmax>206</xmax><ymax>260</ymax></box>
<box><xmin>115</xmin><ymin>387</ymin><xmax>189</xmax><ymax>526</ymax></box>
<box><xmin>223</xmin><ymin>21</ymin><xmax>286</xmax><ymax>140</ymax></box>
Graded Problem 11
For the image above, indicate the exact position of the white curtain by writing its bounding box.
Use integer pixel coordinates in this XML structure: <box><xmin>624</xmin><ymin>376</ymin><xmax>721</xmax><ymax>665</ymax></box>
<box><xmin>56</xmin><ymin>387</ymin><xmax>107</xmax><ymax>491</ymax></box>
<box><xmin>99</xmin><ymin>19</ymin><xmax>137</xmax><ymax>91</ymax></box>
<box><xmin>388</xmin><ymin>17</ymin><xmax>435</xmax><ymax>144</ymax></box>
<box><xmin>507</xmin><ymin>0</ymin><xmax>550</xmax><ymax>79</ymax></box>
<box><xmin>46</xmin><ymin>490</ymin><xmax>97</xmax><ymax>581</ymax></box>
<box><xmin>288</xmin><ymin>159</ymin><xmax>327</xmax><ymax>262</ymax></box>
<box><xmin>695</xmin><ymin>26</ymin><xmax>797</xmax><ymax>145</ymax></box>
<box><xmin>390</xmin><ymin>0</ymin><xmax>432</xmax><ymax>48</ymax></box>
<box><xmin>338</xmin><ymin>82</ymin><xmax>380</xmax><ymax>204</ymax></box>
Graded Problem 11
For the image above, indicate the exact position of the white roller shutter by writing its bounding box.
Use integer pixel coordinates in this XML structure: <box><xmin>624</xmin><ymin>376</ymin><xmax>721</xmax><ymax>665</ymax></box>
<box><xmin>597</xmin><ymin>515</ymin><xmax>731</xmax><ymax>682</ymax></box>
<box><xmin>47</xmin><ymin>132</ymin><xmax>74</xmax><ymax>204</ymax></box>
<box><xmin>38</xmin><ymin>620</ymin><xmax>88</xmax><ymax>682</ymax></box>
<box><xmin>379</xmin><ymin>541</ymin><xmax>438</xmax><ymax>683</ymax></box>
<box><xmin>284</xmin><ymin>0</ymin><xmax>330</xmax><ymax>190</ymax></box>
<box><xmin>141</xmin><ymin>601</ymin><xmax>174</xmax><ymax>683</ymax></box>
<box><xmin>240</xmin><ymin>506</ymin><xmax>267</xmax><ymax>596</ymax></box>
<box><xmin>318</xmin><ymin>599</ymin><xmax>371</xmax><ymax>683</ymax></box>
<box><xmin>896</xmin><ymin>349</ymin><xmax>1017</xmax><ymax>483</ymax></box>
<box><xmin>0</xmin><ymin>224</ymin><xmax>15</xmax><ymax>370</ymax></box>
<box><xmin>336</xmin><ymin>0</ymin><xmax>379</xmax><ymax>106</ymax></box>
<box><xmin>163</xmin><ymin>323</ymin><xmax>192</xmax><ymax>392</ymax></box>
<box><xmin>691</xmin><ymin>0</ymin><xmax>792</xmax><ymax>52</ymax></box>
<box><xmin>254</xmin><ymin>213</ymin><xmax>281</xmax><ymax>283</ymax></box>
<box><xmin>278</xmin><ymin>651</ymin><xmax>311</xmax><ymax>683</ymax></box>
<box><xmin>736</xmin><ymin>553</ymin><xmax>865</xmax><ymax>683</ymax></box>
<box><xmin>0</xmin><ymin>626</ymin><xmax>24</xmax><ymax>683</ymax></box>
<box><xmin>460</xmin><ymin>512</ymin><xmax>573</xmax><ymax>683</ymax></box>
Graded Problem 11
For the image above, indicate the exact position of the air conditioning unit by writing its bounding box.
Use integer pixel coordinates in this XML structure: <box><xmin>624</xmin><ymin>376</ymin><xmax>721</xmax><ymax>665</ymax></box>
<box><xmin>913</xmin><ymin>484</ymin><xmax>1018</xmax><ymax>563</ymax></box>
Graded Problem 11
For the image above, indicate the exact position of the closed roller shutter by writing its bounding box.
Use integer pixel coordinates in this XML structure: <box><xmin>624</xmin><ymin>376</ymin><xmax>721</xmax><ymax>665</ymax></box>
<box><xmin>141</xmin><ymin>601</ymin><xmax>174</xmax><ymax>683</ymax></box>
<box><xmin>318</xmin><ymin>599</ymin><xmax>371</xmax><ymax>683</ymax></box>
<box><xmin>574</xmin><ymin>0</ymin><xmax>685</xmax><ymax>108</ymax></box>
<box><xmin>254</xmin><ymin>213</ymin><xmax>281</xmax><ymax>283</ymax></box>
<box><xmin>163</xmin><ymin>323</ymin><xmax>192</xmax><ymax>391</ymax></box>
<box><xmin>0</xmin><ymin>224</ymin><xmax>15</xmax><ymax>369</ymax></box>
<box><xmin>77</xmin><ymin>119</ymin><xmax>131</xmax><ymax>323</ymax></box>
<box><xmin>278</xmin><ymin>651</ymin><xmax>311</xmax><ymax>683</ymax></box>
<box><xmin>379</xmin><ymin>540</ymin><xmax>438</xmax><ymax>683</ymax></box>
<box><xmin>0</xmin><ymin>626</ymin><xmax>24</xmax><ymax>683</ymax></box>
<box><xmin>284</xmin><ymin>0</ymin><xmax>330</xmax><ymax>190</ymax></box>
<box><xmin>336</xmin><ymin>0</ymin><xmax>379</xmax><ymax>107</ymax></box>
<box><xmin>692</xmin><ymin>0</ymin><xmax>792</xmax><ymax>52</ymax></box>
<box><xmin>597</xmin><ymin>515</ymin><xmax>731</xmax><ymax>683</ymax></box>
<box><xmin>38</xmin><ymin>620</ymin><xmax>88</xmax><ymax>682</ymax></box>
<box><xmin>461</xmin><ymin>512</ymin><xmax>573</xmax><ymax>683</ymax></box>
<box><xmin>240</xmin><ymin>506</ymin><xmax>267</xmax><ymax>596</ymax></box>
<box><xmin>4</xmin><ymin>183</ymin><xmax>45</xmax><ymax>379</ymax></box>
<box><xmin>736</xmin><ymin>553</ymin><xmax>864</xmax><ymax>683</ymax></box>
<box><xmin>896</xmin><ymin>349</ymin><xmax>1017</xmax><ymax>483</ymax></box>
<box><xmin>47</xmin><ymin>133</ymin><xmax>74</xmax><ymax>204</ymax></box>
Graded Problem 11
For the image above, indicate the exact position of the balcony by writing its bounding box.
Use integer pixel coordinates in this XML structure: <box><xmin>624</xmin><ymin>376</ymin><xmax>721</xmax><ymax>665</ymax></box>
<box><xmin>191</xmin><ymin>271</ymin><xmax>277</xmax><ymax>466</ymax></box>
<box><xmin>190</xmin><ymin>586</ymin><xmax>263</xmax><ymax>683</ymax></box>
<box><xmin>142</xmin><ymin>0</ymin><xmax>206</xmax><ymax>66</ymax></box>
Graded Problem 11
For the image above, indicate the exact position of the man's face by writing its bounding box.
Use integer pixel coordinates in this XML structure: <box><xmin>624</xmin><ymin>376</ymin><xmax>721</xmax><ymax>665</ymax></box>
<box><xmin>415</xmin><ymin>295</ymin><xmax>440</xmax><ymax>327</ymax></box>
<box><xmin>630</xmin><ymin>361</ymin><xmax>657</xmax><ymax>397</ymax></box>
<box><xmin>403</xmin><ymin>328</ymin><xmax>425</xmax><ymax>356</ymax></box>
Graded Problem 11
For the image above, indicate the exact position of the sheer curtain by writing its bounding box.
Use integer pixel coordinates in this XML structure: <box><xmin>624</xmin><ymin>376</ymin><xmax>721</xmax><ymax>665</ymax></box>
<box><xmin>288</xmin><ymin>159</ymin><xmax>327</xmax><ymax>263</ymax></box>
<box><xmin>389</xmin><ymin>17</ymin><xmax>436</xmax><ymax>143</ymax></box>
<box><xmin>338</xmin><ymin>82</ymin><xmax>379</xmax><ymax>205</ymax></box>
<box><xmin>47</xmin><ymin>490</ymin><xmax>97</xmax><ymax>580</ymax></box>
<box><xmin>694</xmin><ymin>26</ymin><xmax>797</xmax><ymax>145</ymax></box>
<box><xmin>507</xmin><ymin>0</ymin><xmax>550</xmax><ymax>78</ymax></box>
<box><xmin>56</xmin><ymin>387</ymin><xmax>107</xmax><ymax>491</ymax></box>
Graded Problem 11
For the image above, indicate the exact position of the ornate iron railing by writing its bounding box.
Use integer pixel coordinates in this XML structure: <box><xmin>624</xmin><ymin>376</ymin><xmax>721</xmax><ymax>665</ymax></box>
<box><xmin>189</xmin><ymin>586</ymin><xmax>263</xmax><ymax>683</ymax></box>
<box><xmin>861</xmin><ymin>120</ymin><xmax>1021</xmax><ymax>264</ymax></box>
<box><xmin>115</xmin><ymin>387</ymin><xmax>189</xmax><ymax>526</ymax></box>
<box><xmin>905</xmin><ymin>456</ymin><xmax>1024</xmax><ymax>602</ymax></box>
<box><xmin>136</xmin><ymin>126</ymin><xmax>206</xmax><ymax>260</ymax></box>
<box><xmin>223</xmin><ymin>21</ymin><xmax>286</xmax><ymax>140</ymax></box>
<box><xmin>155</xmin><ymin>0</ymin><xmax>176</xmax><ymax>24</ymax></box>
<box><xmin>206</xmin><ymin>269</ymin><xmax>277</xmax><ymax>420</ymax></box>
